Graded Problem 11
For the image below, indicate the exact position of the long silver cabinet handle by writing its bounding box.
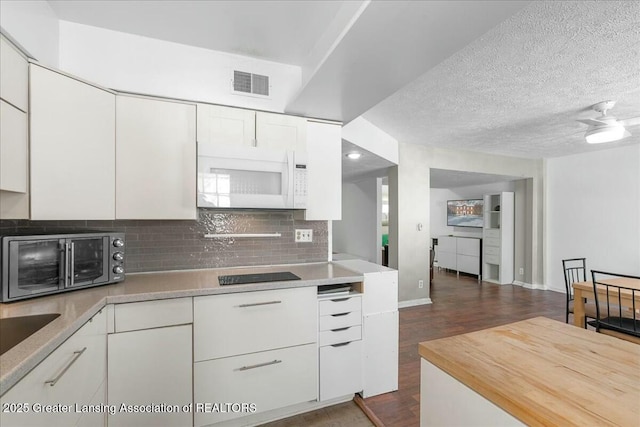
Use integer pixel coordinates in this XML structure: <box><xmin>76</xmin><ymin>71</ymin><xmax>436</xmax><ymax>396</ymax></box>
<box><xmin>238</xmin><ymin>300</ymin><xmax>282</xmax><ymax>308</ymax></box>
<box><xmin>45</xmin><ymin>347</ymin><xmax>87</xmax><ymax>386</ymax></box>
<box><xmin>238</xmin><ymin>359</ymin><xmax>282</xmax><ymax>371</ymax></box>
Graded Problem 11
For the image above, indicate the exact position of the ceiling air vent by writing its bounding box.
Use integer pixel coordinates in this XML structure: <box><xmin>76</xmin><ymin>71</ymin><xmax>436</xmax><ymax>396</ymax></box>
<box><xmin>233</xmin><ymin>70</ymin><xmax>270</xmax><ymax>97</ymax></box>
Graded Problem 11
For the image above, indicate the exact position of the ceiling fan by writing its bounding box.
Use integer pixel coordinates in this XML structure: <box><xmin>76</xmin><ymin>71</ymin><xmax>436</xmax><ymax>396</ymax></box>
<box><xmin>577</xmin><ymin>100</ymin><xmax>640</xmax><ymax>144</ymax></box>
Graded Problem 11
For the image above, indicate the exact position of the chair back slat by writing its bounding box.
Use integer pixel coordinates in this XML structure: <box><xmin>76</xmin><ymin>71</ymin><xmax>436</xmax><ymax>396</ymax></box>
<box><xmin>591</xmin><ymin>270</ymin><xmax>640</xmax><ymax>338</ymax></box>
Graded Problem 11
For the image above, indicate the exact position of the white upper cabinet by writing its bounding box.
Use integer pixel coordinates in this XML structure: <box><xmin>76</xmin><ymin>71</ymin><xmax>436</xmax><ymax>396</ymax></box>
<box><xmin>304</xmin><ymin>120</ymin><xmax>342</xmax><ymax>220</ymax></box>
<box><xmin>30</xmin><ymin>64</ymin><xmax>116</xmax><ymax>220</ymax></box>
<box><xmin>116</xmin><ymin>95</ymin><xmax>196</xmax><ymax>219</ymax></box>
<box><xmin>256</xmin><ymin>111</ymin><xmax>307</xmax><ymax>152</ymax></box>
<box><xmin>0</xmin><ymin>99</ymin><xmax>28</xmax><ymax>193</ymax></box>
<box><xmin>197</xmin><ymin>103</ymin><xmax>255</xmax><ymax>146</ymax></box>
<box><xmin>0</xmin><ymin>36</ymin><xmax>28</xmax><ymax>112</ymax></box>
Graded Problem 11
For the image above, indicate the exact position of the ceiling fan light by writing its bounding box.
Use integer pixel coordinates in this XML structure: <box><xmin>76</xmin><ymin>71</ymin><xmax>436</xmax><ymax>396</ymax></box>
<box><xmin>585</xmin><ymin>125</ymin><xmax>626</xmax><ymax>144</ymax></box>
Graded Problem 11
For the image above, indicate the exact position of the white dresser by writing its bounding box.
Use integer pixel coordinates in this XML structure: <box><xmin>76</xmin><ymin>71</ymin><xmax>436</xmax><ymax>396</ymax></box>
<box><xmin>437</xmin><ymin>236</ymin><xmax>482</xmax><ymax>279</ymax></box>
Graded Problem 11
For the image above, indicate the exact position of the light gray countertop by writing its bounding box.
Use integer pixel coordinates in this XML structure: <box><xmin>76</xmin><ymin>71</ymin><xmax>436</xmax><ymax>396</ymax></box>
<box><xmin>0</xmin><ymin>262</ymin><xmax>363</xmax><ymax>395</ymax></box>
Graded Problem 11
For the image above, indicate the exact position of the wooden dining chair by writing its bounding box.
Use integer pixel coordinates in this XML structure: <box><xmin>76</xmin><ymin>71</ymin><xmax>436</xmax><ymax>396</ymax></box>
<box><xmin>562</xmin><ymin>258</ymin><xmax>596</xmax><ymax>326</ymax></box>
<box><xmin>588</xmin><ymin>270</ymin><xmax>640</xmax><ymax>345</ymax></box>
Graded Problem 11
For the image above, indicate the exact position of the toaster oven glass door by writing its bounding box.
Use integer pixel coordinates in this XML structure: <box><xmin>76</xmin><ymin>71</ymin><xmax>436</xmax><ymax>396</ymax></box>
<box><xmin>69</xmin><ymin>237</ymin><xmax>109</xmax><ymax>286</ymax></box>
<box><xmin>8</xmin><ymin>239</ymin><xmax>65</xmax><ymax>299</ymax></box>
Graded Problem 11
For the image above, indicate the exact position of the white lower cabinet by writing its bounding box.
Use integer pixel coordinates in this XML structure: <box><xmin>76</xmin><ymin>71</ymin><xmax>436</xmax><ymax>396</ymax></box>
<box><xmin>194</xmin><ymin>344</ymin><xmax>317</xmax><ymax>426</ymax></box>
<box><xmin>107</xmin><ymin>324</ymin><xmax>193</xmax><ymax>427</ymax></box>
<box><xmin>0</xmin><ymin>309</ymin><xmax>107</xmax><ymax>427</ymax></box>
<box><xmin>107</xmin><ymin>298</ymin><xmax>193</xmax><ymax>427</ymax></box>
<box><xmin>362</xmin><ymin>311</ymin><xmax>399</xmax><ymax>397</ymax></box>
<box><xmin>318</xmin><ymin>294</ymin><xmax>363</xmax><ymax>402</ymax></box>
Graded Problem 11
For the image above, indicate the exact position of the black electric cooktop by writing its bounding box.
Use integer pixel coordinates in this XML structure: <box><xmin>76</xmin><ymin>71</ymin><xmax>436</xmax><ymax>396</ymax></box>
<box><xmin>218</xmin><ymin>271</ymin><xmax>301</xmax><ymax>286</ymax></box>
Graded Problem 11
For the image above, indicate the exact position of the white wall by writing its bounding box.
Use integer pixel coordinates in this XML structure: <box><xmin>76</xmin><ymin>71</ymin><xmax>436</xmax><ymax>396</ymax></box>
<box><xmin>0</xmin><ymin>0</ymin><xmax>59</xmax><ymax>66</ymax></box>
<box><xmin>545</xmin><ymin>144</ymin><xmax>640</xmax><ymax>293</ymax></box>
<box><xmin>391</xmin><ymin>143</ymin><xmax>543</xmax><ymax>303</ymax></box>
<box><xmin>58</xmin><ymin>21</ymin><xmax>302</xmax><ymax>113</ymax></box>
<box><xmin>333</xmin><ymin>178</ymin><xmax>380</xmax><ymax>263</ymax></box>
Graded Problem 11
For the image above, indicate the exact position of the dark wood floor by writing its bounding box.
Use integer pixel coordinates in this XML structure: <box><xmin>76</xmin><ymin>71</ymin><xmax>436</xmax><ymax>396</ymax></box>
<box><xmin>362</xmin><ymin>269</ymin><xmax>567</xmax><ymax>427</ymax></box>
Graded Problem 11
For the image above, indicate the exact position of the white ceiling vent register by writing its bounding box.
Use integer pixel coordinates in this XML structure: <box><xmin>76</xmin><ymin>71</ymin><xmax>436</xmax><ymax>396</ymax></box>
<box><xmin>233</xmin><ymin>70</ymin><xmax>270</xmax><ymax>97</ymax></box>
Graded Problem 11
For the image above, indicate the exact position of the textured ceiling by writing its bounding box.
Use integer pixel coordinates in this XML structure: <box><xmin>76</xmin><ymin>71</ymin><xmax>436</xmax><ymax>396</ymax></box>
<box><xmin>342</xmin><ymin>139</ymin><xmax>396</xmax><ymax>182</ymax></box>
<box><xmin>363</xmin><ymin>1</ymin><xmax>640</xmax><ymax>159</ymax></box>
<box><xmin>48</xmin><ymin>0</ymin><xmax>343</xmax><ymax>65</ymax></box>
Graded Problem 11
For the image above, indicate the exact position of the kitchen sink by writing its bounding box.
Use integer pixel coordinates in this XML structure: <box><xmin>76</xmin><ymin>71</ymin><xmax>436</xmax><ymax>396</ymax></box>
<box><xmin>0</xmin><ymin>313</ymin><xmax>61</xmax><ymax>356</ymax></box>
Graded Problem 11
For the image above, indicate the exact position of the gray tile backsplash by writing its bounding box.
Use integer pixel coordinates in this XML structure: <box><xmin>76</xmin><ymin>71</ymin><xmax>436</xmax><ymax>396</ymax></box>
<box><xmin>0</xmin><ymin>209</ymin><xmax>328</xmax><ymax>273</ymax></box>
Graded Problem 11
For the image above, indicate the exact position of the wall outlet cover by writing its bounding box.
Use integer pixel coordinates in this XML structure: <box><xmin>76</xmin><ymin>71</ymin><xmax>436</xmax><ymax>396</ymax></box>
<box><xmin>295</xmin><ymin>229</ymin><xmax>313</xmax><ymax>243</ymax></box>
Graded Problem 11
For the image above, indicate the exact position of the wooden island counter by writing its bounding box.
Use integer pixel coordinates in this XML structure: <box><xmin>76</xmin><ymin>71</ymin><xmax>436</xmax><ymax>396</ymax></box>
<box><xmin>419</xmin><ymin>317</ymin><xmax>640</xmax><ymax>426</ymax></box>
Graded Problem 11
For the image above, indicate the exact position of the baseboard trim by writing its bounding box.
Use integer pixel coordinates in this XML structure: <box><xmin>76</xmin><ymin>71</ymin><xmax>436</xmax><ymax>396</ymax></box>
<box><xmin>398</xmin><ymin>298</ymin><xmax>432</xmax><ymax>308</ymax></box>
<box><xmin>513</xmin><ymin>280</ymin><xmax>546</xmax><ymax>290</ymax></box>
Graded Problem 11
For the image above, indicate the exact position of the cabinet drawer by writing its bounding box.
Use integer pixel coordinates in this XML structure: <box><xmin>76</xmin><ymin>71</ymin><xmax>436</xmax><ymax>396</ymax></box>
<box><xmin>320</xmin><ymin>340</ymin><xmax>363</xmax><ymax>401</ymax></box>
<box><xmin>485</xmin><ymin>254</ymin><xmax>500</xmax><ymax>265</ymax></box>
<box><xmin>194</xmin><ymin>343</ymin><xmax>317</xmax><ymax>426</ymax></box>
<box><xmin>457</xmin><ymin>238</ymin><xmax>480</xmax><ymax>257</ymax></box>
<box><xmin>194</xmin><ymin>287</ymin><xmax>317</xmax><ymax>361</ymax></box>
<box><xmin>318</xmin><ymin>295</ymin><xmax>362</xmax><ymax>316</ymax></box>
<box><xmin>319</xmin><ymin>325</ymin><xmax>362</xmax><ymax>346</ymax></box>
<box><xmin>114</xmin><ymin>297</ymin><xmax>192</xmax><ymax>332</ymax></box>
<box><xmin>456</xmin><ymin>254</ymin><xmax>479</xmax><ymax>275</ymax></box>
<box><xmin>484</xmin><ymin>229</ymin><xmax>500</xmax><ymax>239</ymax></box>
<box><xmin>484</xmin><ymin>237</ymin><xmax>501</xmax><ymax>248</ymax></box>
<box><xmin>319</xmin><ymin>310</ymin><xmax>362</xmax><ymax>331</ymax></box>
<box><xmin>484</xmin><ymin>246</ymin><xmax>500</xmax><ymax>256</ymax></box>
<box><xmin>0</xmin><ymin>310</ymin><xmax>106</xmax><ymax>426</ymax></box>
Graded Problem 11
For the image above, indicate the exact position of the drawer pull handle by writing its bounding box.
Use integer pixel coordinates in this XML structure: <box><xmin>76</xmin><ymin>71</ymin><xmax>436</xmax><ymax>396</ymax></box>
<box><xmin>331</xmin><ymin>327</ymin><xmax>350</xmax><ymax>332</ymax></box>
<box><xmin>331</xmin><ymin>298</ymin><xmax>350</xmax><ymax>302</ymax></box>
<box><xmin>238</xmin><ymin>300</ymin><xmax>282</xmax><ymax>308</ymax></box>
<box><xmin>331</xmin><ymin>312</ymin><xmax>350</xmax><ymax>317</ymax></box>
<box><xmin>331</xmin><ymin>342</ymin><xmax>351</xmax><ymax>347</ymax></box>
<box><xmin>45</xmin><ymin>347</ymin><xmax>87</xmax><ymax>387</ymax></box>
<box><xmin>238</xmin><ymin>359</ymin><xmax>282</xmax><ymax>371</ymax></box>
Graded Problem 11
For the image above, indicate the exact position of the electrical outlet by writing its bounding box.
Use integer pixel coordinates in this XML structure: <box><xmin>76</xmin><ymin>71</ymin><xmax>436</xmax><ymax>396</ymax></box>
<box><xmin>418</xmin><ymin>280</ymin><xmax>424</xmax><ymax>289</ymax></box>
<box><xmin>295</xmin><ymin>229</ymin><xmax>313</xmax><ymax>242</ymax></box>
<box><xmin>519</xmin><ymin>267</ymin><xmax>524</xmax><ymax>275</ymax></box>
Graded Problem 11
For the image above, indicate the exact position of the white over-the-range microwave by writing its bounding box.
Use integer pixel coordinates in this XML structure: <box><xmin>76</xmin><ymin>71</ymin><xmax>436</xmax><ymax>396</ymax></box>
<box><xmin>197</xmin><ymin>143</ymin><xmax>308</xmax><ymax>209</ymax></box>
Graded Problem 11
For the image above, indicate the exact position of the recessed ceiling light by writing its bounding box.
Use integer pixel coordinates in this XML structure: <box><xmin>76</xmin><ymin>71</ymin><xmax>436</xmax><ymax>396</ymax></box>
<box><xmin>346</xmin><ymin>152</ymin><xmax>362</xmax><ymax>160</ymax></box>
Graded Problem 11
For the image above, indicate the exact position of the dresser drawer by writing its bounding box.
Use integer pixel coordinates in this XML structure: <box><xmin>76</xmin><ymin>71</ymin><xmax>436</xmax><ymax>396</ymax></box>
<box><xmin>114</xmin><ymin>297</ymin><xmax>192</xmax><ymax>332</ymax></box>
<box><xmin>484</xmin><ymin>229</ymin><xmax>500</xmax><ymax>239</ymax></box>
<box><xmin>319</xmin><ymin>310</ymin><xmax>362</xmax><ymax>331</ymax></box>
<box><xmin>320</xmin><ymin>340</ymin><xmax>363</xmax><ymax>401</ymax></box>
<box><xmin>319</xmin><ymin>325</ymin><xmax>362</xmax><ymax>346</ymax></box>
<box><xmin>484</xmin><ymin>246</ymin><xmax>500</xmax><ymax>256</ymax></box>
<box><xmin>485</xmin><ymin>254</ymin><xmax>500</xmax><ymax>265</ymax></box>
<box><xmin>194</xmin><ymin>343</ymin><xmax>317</xmax><ymax>426</ymax></box>
<box><xmin>194</xmin><ymin>287</ymin><xmax>317</xmax><ymax>361</ymax></box>
<box><xmin>484</xmin><ymin>237</ymin><xmax>501</xmax><ymax>248</ymax></box>
<box><xmin>318</xmin><ymin>295</ymin><xmax>362</xmax><ymax>316</ymax></box>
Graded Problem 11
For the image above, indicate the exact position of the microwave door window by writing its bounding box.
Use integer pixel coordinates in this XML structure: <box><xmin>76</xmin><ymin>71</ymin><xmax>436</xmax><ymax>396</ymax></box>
<box><xmin>199</xmin><ymin>168</ymin><xmax>283</xmax><ymax>208</ymax></box>
<box><xmin>71</xmin><ymin>238</ymin><xmax>108</xmax><ymax>285</ymax></box>
<box><xmin>9</xmin><ymin>240</ymin><xmax>64</xmax><ymax>298</ymax></box>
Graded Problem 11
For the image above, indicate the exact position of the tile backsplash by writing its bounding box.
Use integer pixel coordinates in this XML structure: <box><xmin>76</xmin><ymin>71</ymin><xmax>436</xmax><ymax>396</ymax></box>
<box><xmin>0</xmin><ymin>209</ymin><xmax>328</xmax><ymax>273</ymax></box>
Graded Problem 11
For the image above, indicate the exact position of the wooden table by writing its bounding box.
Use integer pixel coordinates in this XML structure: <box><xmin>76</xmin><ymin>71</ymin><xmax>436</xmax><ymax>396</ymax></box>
<box><xmin>419</xmin><ymin>317</ymin><xmax>640</xmax><ymax>426</ymax></box>
<box><xmin>572</xmin><ymin>277</ymin><xmax>640</xmax><ymax>328</ymax></box>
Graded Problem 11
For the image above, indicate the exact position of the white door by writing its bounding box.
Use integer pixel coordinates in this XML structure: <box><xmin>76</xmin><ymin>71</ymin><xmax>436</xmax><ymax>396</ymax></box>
<box><xmin>0</xmin><ymin>100</ymin><xmax>27</xmax><ymax>193</ymax></box>
<box><xmin>30</xmin><ymin>65</ymin><xmax>115</xmax><ymax>220</ymax></box>
<box><xmin>116</xmin><ymin>95</ymin><xmax>196</xmax><ymax>219</ymax></box>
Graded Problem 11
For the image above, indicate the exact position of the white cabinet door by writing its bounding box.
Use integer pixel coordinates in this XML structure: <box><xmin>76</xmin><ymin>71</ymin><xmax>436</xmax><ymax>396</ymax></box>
<box><xmin>362</xmin><ymin>311</ymin><xmax>399</xmax><ymax>398</ymax></box>
<box><xmin>197</xmin><ymin>103</ymin><xmax>255</xmax><ymax>146</ymax></box>
<box><xmin>107</xmin><ymin>325</ymin><xmax>192</xmax><ymax>427</ymax></box>
<box><xmin>320</xmin><ymin>341</ymin><xmax>363</xmax><ymax>401</ymax></box>
<box><xmin>116</xmin><ymin>95</ymin><xmax>196</xmax><ymax>219</ymax></box>
<box><xmin>0</xmin><ymin>100</ymin><xmax>28</xmax><ymax>193</ymax></box>
<box><xmin>256</xmin><ymin>111</ymin><xmax>307</xmax><ymax>152</ymax></box>
<box><xmin>194</xmin><ymin>343</ymin><xmax>317</xmax><ymax>426</ymax></box>
<box><xmin>0</xmin><ymin>36</ymin><xmax>28</xmax><ymax>112</ymax></box>
<box><xmin>438</xmin><ymin>250</ymin><xmax>457</xmax><ymax>271</ymax></box>
<box><xmin>0</xmin><ymin>309</ymin><xmax>107</xmax><ymax>427</ymax></box>
<box><xmin>30</xmin><ymin>65</ymin><xmax>115</xmax><ymax>220</ymax></box>
<box><xmin>457</xmin><ymin>254</ymin><xmax>479</xmax><ymax>275</ymax></box>
<box><xmin>304</xmin><ymin>120</ymin><xmax>342</xmax><ymax>220</ymax></box>
<box><xmin>194</xmin><ymin>287</ymin><xmax>317</xmax><ymax>361</ymax></box>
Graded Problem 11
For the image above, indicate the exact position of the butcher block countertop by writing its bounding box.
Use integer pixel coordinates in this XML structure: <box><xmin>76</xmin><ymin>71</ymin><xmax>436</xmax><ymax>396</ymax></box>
<box><xmin>419</xmin><ymin>317</ymin><xmax>640</xmax><ymax>427</ymax></box>
<box><xmin>0</xmin><ymin>262</ymin><xmax>363</xmax><ymax>395</ymax></box>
